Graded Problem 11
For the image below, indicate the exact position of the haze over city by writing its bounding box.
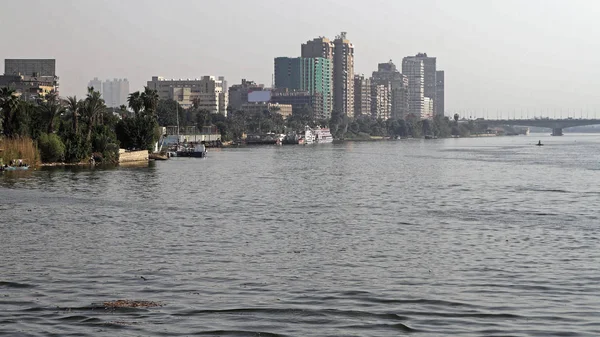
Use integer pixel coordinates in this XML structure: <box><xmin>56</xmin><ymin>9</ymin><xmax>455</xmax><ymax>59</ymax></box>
<box><xmin>2</xmin><ymin>0</ymin><xmax>600</xmax><ymax>117</ymax></box>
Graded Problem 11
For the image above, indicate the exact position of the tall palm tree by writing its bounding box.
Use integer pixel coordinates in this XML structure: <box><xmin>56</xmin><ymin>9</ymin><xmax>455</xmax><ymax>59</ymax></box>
<box><xmin>64</xmin><ymin>96</ymin><xmax>83</xmax><ymax>134</ymax></box>
<box><xmin>39</xmin><ymin>90</ymin><xmax>65</xmax><ymax>134</ymax></box>
<box><xmin>127</xmin><ymin>91</ymin><xmax>143</xmax><ymax>116</ymax></box>
<box><xmin>141</xmin><ymin>86</ymin><xmax>159</xmax><ymax>116</ymax></box>
<box><xmin>84</xmin><ymin>87</ymin><xmax>106</xmax><ymax>141</ymax></box>
<box><xmin>1</xmin><ymin>87</ymin><xmax>20</xmax><ymax>137</ymax></box>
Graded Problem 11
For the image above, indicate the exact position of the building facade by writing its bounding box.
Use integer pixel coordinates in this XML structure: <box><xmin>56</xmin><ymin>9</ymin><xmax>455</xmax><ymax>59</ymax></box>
<box><xmin>240</xmin><ymin>102</ymin><xmax>293</xmax><ymax>119</ymax></box>
<box><xmin>2</xmin><ymin>59</ymin><xmax>58</xmax><ymax>99</ymax></box>
<box><xmin>274</xmin><ymin>57</ymin><xmax>332</xmax><ymax>119</ymax></box>
<box><xmin>147</xmin><ymin>76</ymin><xmax>228</xmax><ymax>114</ymax></box>
<box><xmin>228</xmin><ymin>79</ymin><xmax>265</xmax><ymax>111</ymax></box>
<box><xmin>424</xmin><ymin>97</ymin><xmax>433</xmax><ymax>119</ymax></box>
<box><xmin>270</xmin><ymin>89</ymin><xmax>324</xmax><ymax>118</ymax></box>
<box><xmin>405</xmin><ymin>53</ymin><xmax>437</xmax><ymax>116</ymax></box>
<box><xmin>435</xmin><ymin>70</ymin><xmax>445</xmax><ymax>116</ymax></box>
<box><xmin>372</xmin><ymin>60</ymin><xmax>409</xmax><ymax>120</ymax></box>
<box><xmin>353</xmin><ymin>75</ymin><xmax>371</xmax><ymax>118</ymax></box>
<box><xmin>88</xmin><ymin>77</ymin><xmax>102</xmax><ymax>93</ymax></box>
<box><xmin>5</xmin><ymin>59</ymin><xmax>55</xmax><ymax>77</ymax></box>
<box><xmin>402</xmin><ymin>58</ymin><xmax>425</xmax><ymax>118</ymax></box>
<box><xmin>0</xmin><ymin>74</ymin><xmax>57</xmax><ymax>100</ymax></box>
<box><xmin>102</xmin><ymin>78</ymin><xmax>129</xmax><ymax>108</ymax></box>
<box><xmin>333</xmin><ymin>32</ymin><xmax>355</xmax><ymax>117</ymax></box>
<box><xmin>371</xmin><ymin>82</ymin><xmax>392</xmax><ymax>120</ymax></box>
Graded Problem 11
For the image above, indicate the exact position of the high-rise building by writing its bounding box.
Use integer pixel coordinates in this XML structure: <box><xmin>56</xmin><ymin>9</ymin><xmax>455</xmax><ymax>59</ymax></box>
<box><xmin>301</xmin><ymin>37</ymin><xmax>335</xmax><ymax>60</ymax></box>
<box><xmin>228</xmin><ymin>79</ymin><xmax>265</xmax><ymax>111</ymax></box>
<box><xmin>371</xmin><ymin>82</ymin><xmax>392</xmax><ymax>120</ymax></box>
<box><xmin>147</xmin><ymin>76</ymin><xmax>228</xmax><ymax>115</ymax></box>
<box><xmin>102</xmin><ymin>78</ymin><xmax>129</xmax><ymax>108</ymax></box>
<box><xmin>88</xmin><ymin>77</ymin><xmax>102</xmax><ymax>94</ymax></box>
<box><xmin>353</xmin><ymin>75</ymin><xmax>371</xmax><ymax>118</ymax></box>
<box><xmin>402</xmin><ymin>58</ymin><xmax>425</xmax><ymax>118</ymax></box>
<box><xmin>333</xmin><ymin>32</ymin><xmax>354</xmax><ymax>117</ymax></box>
<box><xmin>405</xmin><ymin>53</ymin><xmax>437</xmax><ymax>115</ymax></box>
<box><xmin>274</xmin><ymin>57</ymin><xmax>332</xmax><ymax>119</ymax></box>
<box><xmin>435</xmin><ymin>70</ymin><xmax>445</xmax><ymax>116</ymax></box>
<box><xmin>372</xmin><ymin>60</ymin><xmax>408</xmax><ymax>119</ymax></box>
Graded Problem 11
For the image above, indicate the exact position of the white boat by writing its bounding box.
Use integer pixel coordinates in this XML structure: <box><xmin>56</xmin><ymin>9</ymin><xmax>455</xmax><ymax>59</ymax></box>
<box><xmin>304</xmin><ymin>126</ymin><xmax>315</xmax><ymax>145</ymax></box>
<box><xmin>304</xmin><ymin>126</ymin><xmax>333</xmax><ymax>144</ymax></box>
<box><xmin>314</xmin><ymin>128</ymin><xmax>333</xmax><ymax>143</ymax></box>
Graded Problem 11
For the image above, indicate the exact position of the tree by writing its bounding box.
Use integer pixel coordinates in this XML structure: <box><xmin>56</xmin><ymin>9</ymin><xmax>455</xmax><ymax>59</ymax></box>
<box><xmin>83</xmin><ymin>87</ymin><xmax>106</xmax><ymax>141</ymax></box>
<box><xmin>156</xmin><ymin>99</ymin><xmax>181</xmax><ymax>126</ymax></box>
<box><xmin>0</xmin><ymin>87</ymin><xmax>20</xmax><ymax>137</ymax></box>
<box><xmin>127</xmin><ymin>91</ymin><xmax>143</xmax><ymax>116</ymax></box>
<box><xmin>39</xmin><ymin>90</ymin><xmax>65</xmax><ymax>134</ymax></box>
<box><xmin>141</xmin><ymin>86</ymin><xmax>159</xmax><ymax>116</ymax></box>
<box><xmin>64</xmin><ymin>96</ymin><xmax>83</xmax><ymax>134</ymax></box>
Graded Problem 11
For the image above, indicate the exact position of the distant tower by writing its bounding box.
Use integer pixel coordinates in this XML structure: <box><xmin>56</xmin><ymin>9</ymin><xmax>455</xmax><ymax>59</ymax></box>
<box><xmin>88</xmin><ymin>77</ymin><xmax>102</xmax><ymax>95</ymax></box>
<box><xmin>402</xmin><ymin>57</ymin><xmax>425</xmax><ymax>118</ymax></box>
<box><xmin>333</xmin><ymin>32</ymin><xmax>355</xmax><ymax>117</ymax></box>
<box><xmin>405</xmin><ymin>53</ymin><xmax>437</xmax><ymax>116</ymax></box>
<box><xmin>435</xmin><ymin>70</ymin><xmax>445</xmax><ymax>116</ymax></box>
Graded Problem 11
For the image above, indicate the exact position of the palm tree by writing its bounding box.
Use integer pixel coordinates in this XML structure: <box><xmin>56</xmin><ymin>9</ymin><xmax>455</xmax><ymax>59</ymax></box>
<box><xmin>127</xmin><ymin>91</ymin><xmax>143</xmax><ymax>116</ymax></box>
<box><xmin>141</xmin><ymin>86</ymin><xmax>159</xmax><ymax>116</ymax></box>
<box><xmin>0</xmin><ymin>88</ymin><xmax>20</xmax><ymax>137</ymax></box>
<box><xmin>64</xmin><ymin>96</ymin><xmax>83</xmax><ymax>134</ymax></box>
<box><xmin>83</xmin><ymin>87</ymin><xmax>106</xmax><ymax>141</ymax></box>
<box><xmin>39</xmin><ymin>90</ymin><xmax>65</xmax><ymax>134</ymax></box>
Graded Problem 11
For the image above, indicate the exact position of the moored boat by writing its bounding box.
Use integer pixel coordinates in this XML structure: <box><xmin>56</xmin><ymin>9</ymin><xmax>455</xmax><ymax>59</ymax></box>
<box><xmin>175</xmin><ymin>143</ymin><xmax>207</xmax><ymax>158</ymax></box>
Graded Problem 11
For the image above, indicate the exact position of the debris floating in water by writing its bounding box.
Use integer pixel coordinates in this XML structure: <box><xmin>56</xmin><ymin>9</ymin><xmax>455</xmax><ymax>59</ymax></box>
<box><xmin>102</xmin><ymin>300</ymin><xmax>162</xmax><ymax>308</ymax></box>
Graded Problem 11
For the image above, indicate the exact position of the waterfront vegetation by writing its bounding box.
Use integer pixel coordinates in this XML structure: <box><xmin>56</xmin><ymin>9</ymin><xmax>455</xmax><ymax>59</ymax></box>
<box><xmin>1</xmin><ymin>85</ymin><xmax>488</xmax><ymax>166</ymax></box>
<box><xmin>155</xmin><ymin>100</ymin><xmax>488</xmax><ymax>141</ymax></box>
<box><xmin>0</xmin><ymin>87</ymin><xmax>159</xmax><ymax>166</ymax></box>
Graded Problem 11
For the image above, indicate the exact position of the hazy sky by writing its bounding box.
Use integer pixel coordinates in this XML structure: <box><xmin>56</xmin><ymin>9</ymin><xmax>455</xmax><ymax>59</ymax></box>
<box><xmin>2</xmin><ymin>0</ymin><xmax>600</xmax><ymax>118</ymax></box>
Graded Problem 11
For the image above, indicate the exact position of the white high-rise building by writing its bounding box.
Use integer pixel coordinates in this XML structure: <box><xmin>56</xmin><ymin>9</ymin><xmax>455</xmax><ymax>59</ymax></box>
<box><xmin>402</xmin><ymin>58</ymin><xmax>425</xmax><ymax>118</ymax></box>
<box><xmin>88</xmin><ymin>77</ymin><xmax>102</xmax><ymax>94</ymax></box>
<box><xmin>100</xmin><ymin>78</ymin><xmax>129</xmax><ymax>108</ymax></box>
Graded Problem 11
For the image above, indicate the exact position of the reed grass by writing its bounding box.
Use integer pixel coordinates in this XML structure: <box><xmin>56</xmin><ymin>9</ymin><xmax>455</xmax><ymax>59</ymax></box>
<box><xmin>0</xmin><ymin>137</ymin><xmax>41</xmax><ymax>167</ymax></box>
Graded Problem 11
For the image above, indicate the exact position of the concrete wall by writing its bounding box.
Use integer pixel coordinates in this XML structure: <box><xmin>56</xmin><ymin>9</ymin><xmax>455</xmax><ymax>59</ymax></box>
<box><xmin>118</xmin><ymin>149</ymin><xmax>148</xmax><ymax>163</ymax></box>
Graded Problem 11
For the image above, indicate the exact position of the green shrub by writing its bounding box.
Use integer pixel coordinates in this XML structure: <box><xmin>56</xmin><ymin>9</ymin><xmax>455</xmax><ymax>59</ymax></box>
<box><xmin>63</xmin><ymin>131</ymin><xmax>91</xmax><ymax>163</ymax></box>
<box><xmin>38</xmin><ymin>133</ymin><xmax>65</xmax><ymax>163</ymax></box>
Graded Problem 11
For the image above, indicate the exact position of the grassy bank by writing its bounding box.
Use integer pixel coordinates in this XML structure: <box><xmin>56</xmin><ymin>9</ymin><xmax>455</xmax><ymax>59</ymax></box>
<box><xmin>0</xmin><ymin>137</ymin><xmax>41</xmax><ymax>166</ymax></box>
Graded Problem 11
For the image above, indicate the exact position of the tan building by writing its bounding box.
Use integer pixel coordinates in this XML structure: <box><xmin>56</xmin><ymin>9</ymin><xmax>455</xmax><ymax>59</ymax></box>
<box><xmin>424</xmin><ymin>97</ymin><xmax>433</xmax><ymax>119</ymax></box>
<box><xmin>353</xmin><ymin>75</ymin><xmax>371</xmax><ymax>118</ymax></box>
<box><xmin>371</xmin><ymin>82</ymin><xmax>392</xmax><ymax>120</ymax></box>
<box><xmin>147</xmin><ymin>76</ymin><xmax>228</xmax><ymax>115</ymax></box>
<box><xmin>0</xmin><ymin>74</ymin><xmax>57</xmax><ymax>100</ymax></box>
<box><xmin>333</xmin><ymin>32</ymin><xmax>354</xmax><ymax>117</ymax></box>
<box><xmin>241</xmin><ymin>102</ymin><xmax>293</xmax><ymax>119</ymax></box>
<box><xmin>301</xmin><ymin>37</ymin><xmax>334</xmax><ymax>60</ymax></box>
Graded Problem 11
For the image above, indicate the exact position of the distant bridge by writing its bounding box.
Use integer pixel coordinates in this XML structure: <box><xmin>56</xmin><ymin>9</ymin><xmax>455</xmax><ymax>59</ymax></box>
<box><xmin>475</xmin><ymin>118</ymin><xmax>600</xmax><ymax>136</ymax></box>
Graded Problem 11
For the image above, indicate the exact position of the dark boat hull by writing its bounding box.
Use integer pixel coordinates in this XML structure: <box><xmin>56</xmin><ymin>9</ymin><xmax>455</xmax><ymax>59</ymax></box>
<box><xmin>176</xmin><ymin>151</ymin><xmax>206</xmax><ymax>158</ymax></box>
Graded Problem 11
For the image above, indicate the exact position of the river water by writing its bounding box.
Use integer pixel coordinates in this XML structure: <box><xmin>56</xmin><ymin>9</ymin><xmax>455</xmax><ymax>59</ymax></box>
<box><xmin>1</xmin><ymin>134</ymin><xmax>600</xmax><ymax>336</ymax></box>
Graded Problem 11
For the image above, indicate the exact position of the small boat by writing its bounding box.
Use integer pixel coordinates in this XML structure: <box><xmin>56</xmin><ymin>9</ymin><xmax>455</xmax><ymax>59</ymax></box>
<box><xmin>536</xmin><ymin>140</ymin><xmax>544</xmax><ymax>146</ymax></box>
<box><xmin>2</xmin><ymin>165</ymin><xmax>30</xmax><ymax>171</ymax></box>
<box><xmin>176</xmin><ymin>143</ymin><xmax>207</xmax><ymax>158</ymax></box>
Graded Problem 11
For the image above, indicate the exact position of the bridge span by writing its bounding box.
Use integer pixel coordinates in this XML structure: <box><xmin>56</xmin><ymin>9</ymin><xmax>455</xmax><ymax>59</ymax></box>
<box><xmin>475</xmin><ymin>118</ymin><xmax>600</xmax><ymax>136</ymax></box>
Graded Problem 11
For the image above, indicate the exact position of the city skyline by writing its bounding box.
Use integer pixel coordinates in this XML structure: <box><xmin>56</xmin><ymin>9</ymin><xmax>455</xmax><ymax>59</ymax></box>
<box><xmin>3</xmin><ymin>0</ymin><xmax>600</xmax><ymax>118</ymax></box>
